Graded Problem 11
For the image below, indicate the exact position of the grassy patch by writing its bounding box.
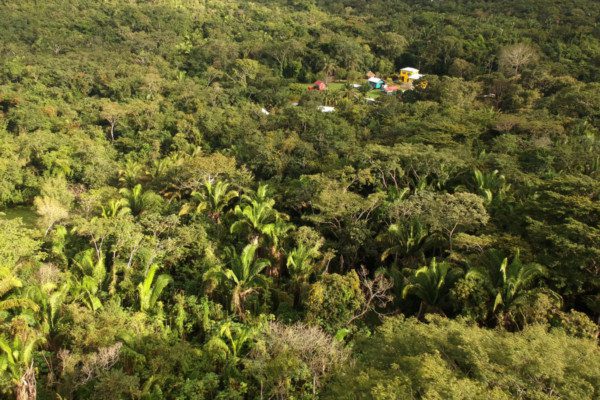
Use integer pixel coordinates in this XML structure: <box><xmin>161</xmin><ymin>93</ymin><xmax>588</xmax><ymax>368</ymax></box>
<box><xmin>366</xmin><ymin>90</ymin><xmax>382</xmax><ymax>99</ymax></box>
<box><xmin>1</xmin><ymin>206</ymin><xmax>38</xmax><ymax>228</ymax></box>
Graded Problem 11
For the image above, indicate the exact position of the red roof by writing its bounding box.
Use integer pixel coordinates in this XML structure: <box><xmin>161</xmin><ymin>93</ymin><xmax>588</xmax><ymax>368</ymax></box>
<box><xmin>313</xmin><ymin>81</ymin><xmax>327</xmax><ymax>90</ymax></box>
<box><xmin>384</xmin><ymin>85</ymin><xmax>400</xmax><ymax>92</ymax></box>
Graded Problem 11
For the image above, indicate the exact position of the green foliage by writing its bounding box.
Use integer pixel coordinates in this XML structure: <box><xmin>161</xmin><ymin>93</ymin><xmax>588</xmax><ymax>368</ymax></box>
<box><xmin>0</xmin><ymin>267</ymin><xmax>39</xmax><ymax>318</ymax></box>
<box><xmin>137</xmin><ymin>264</ymin><xmax>172</xmax><ymax>313</ymax></box>
<box><xmin>230</xmin><ymin>184</ymin><xmax>277</xmax><ymax>239</ymax></box>
<box><xmin>324</xmin><ymin>316</ymin><xmax>600</xmax><ymax>400</ymax></box>
<box><xmin>305</xmin><ymin>271</ymin><xmax>365</xmax><ymax>334</ymax></box>
<box><xmin>0</xmin><ymin>219</ymin><xmax>40</xmax><ymax>268</ymax></box>
<box><xmin>0</xmin><ymin>0</ymin><xmax>598</xmax><ymax>397</ymax></box>
<box><xmin>119</xmin><ymin>184</ymin><xmax>162</xmax><ymax>217</ymax></box>
<box><xmin>472</xmin><ymin>168</ymin><xmax>511</xmax><ymax>206</ymax></box>
<box><xmin>180</xmin><ymin>179</ymin><xmax>239</xmax><ymax>222</ymax></box>
<box><xmin>463</xmin><ymin>251</ymin><xmax>557</xmax><ymax>327</ymax></box>
<box><xmin>379</xmin><ymin>218</ymin><xmax>430</xmax><ymax>262</ymax></box>
<box><xmin>403</xmin><ymin>258</ymin><xmax>463</xmax><ymax>318</ymax></box>
<box><xmin>220</xmin><ymin>244</ymin><xmax>271</xmax><ymax>318</ymax></box>
<box><xmin>0</xmin><ymin>332</ymin><xmax>45</xmax><ymax>391</ymax></box>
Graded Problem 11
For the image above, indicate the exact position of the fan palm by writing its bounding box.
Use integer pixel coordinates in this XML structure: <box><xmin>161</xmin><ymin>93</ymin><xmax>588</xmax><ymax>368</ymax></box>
<box><xmin>138</xmin><ymin>264</ymin><xmax>172</xmax><ymax>313</ymax></box>
<box><xmin>402</xmin><ymin>258</ymin><xmax>462</xmax><ymax>318</ymax></box>
<box><xmin>466</xmin><ymin>250</ymin><xmax>552</xmax><ymax>325</ymax></box>
<box><xmin>0</xmin><ymin>333</ymin><xmax>45</xmax><ymax>400</ymax></box>
<box><xmin>180</xmin><ymin>179</ymin><xmax>239</xmax><ymax>223</ymax></box>
<box><xmin>119</xmin><ymin>184</ymin><xmax>159</xmax><ymax>216</ymax></box>
<box><xmin>287</xmin><ymin>244</ymin><xmax>321</xmax><ymax>308</ymax></box>
<box><xmin>380</xmin><ymin>218</ymin><xmax>430</xmax><ymax>263</ymax></box>
<box><xmin>0</xmin><ymin>268</ymin><xmax>39</xmax><ymax>318</ymax></box>
<box><xmin>222</xmin><ymin>244</ymin><xmax>270</xmax><ymax>318</ymax></box>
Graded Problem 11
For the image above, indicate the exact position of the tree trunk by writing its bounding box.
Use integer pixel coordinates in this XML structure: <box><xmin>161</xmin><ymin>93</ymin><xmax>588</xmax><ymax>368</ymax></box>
<box><xmin>16</xmin><ymin>364</ymin><xmax>36</xmax><ymax>400</ymax></box>
<box><xmin>266</xmin><ymin>246</ymin><xmax>282</xmax><ymax>279</ymax></box>
<box><xmin>292</xmin><ymin>283</ymin><xmax>303</xmax><ymax>310</ymax></box>
<box><xmin>416</xmin><ymin>301</ymin><xmax>426</xmax><ymax>320</ymax></box>
<box><xmin>109</xmin><ymin>121</ymin><xmax>116</xmax><ymax>141</ymax></box>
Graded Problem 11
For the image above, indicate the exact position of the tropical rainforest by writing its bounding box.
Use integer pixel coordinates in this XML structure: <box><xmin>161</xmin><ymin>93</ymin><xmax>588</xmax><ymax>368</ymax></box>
<box><xmin>0</xmin><ymin>0</ymin><xmax>599</xmax><ymax>399</ymax></box>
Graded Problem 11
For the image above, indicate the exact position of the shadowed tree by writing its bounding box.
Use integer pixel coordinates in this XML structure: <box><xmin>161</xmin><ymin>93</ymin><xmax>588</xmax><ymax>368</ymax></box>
<box><xmin>466</xmin><ymin>251</ymin><xmax>555</xmax><ymax>327</ymax></box>
<box><xmin>287</xmin><ymin>243</ymin><xmax>321</xmax><ymax>308</ymax></box>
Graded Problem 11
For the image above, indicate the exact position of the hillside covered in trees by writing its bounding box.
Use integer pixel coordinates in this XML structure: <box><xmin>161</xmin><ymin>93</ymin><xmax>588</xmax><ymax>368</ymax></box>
<box><xmin>1</xmin><ymin>0</ymin><xmax>599</xmax><ymax>398</ymax></box>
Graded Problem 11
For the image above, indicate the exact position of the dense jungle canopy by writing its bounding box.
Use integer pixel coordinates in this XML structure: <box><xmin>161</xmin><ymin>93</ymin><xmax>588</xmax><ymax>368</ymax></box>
<box><xmin>0</xmin><ymin>0</ymin><xmax>599</xmax><ymax>399</ymax></box>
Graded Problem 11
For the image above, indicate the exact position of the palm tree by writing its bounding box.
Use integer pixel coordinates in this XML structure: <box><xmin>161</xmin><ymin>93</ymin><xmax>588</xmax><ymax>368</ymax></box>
<box><xmin>222</xmin><ymin>244</ymin><xmax>270</xmax><ymax>318</ymax></box>
<box><xmin>208</xmin><ymin>321</ymin><xmax>260</xmax><ymax>370</ymax></box>
<box><xmin>286</xmin><ymin>244</ymin><xmax>321</xmax><ymax>308</ymax></box>
<box><xmin>230</xmin><ymin>184</ymin><xmax>277</xmax><ymax>240</ymax></box>
<box><xmin>73</xmin><ymin>249</ymin><xmax>106</xmax><ymax>287</ymax></box>
<box><xmin>261</xmin><ymin>215</ymin><xmax>295</xmax><ymax>277</ymax></box>
<box><xmin>118</xmin><ymin>158</ymin><xmax>145</xmax><ymax>187</ymax></box>
<box><xmin>402</xmin><ymin>258</ymin><xmax>462</xmax><ymax>318</ymax></box>
<box><xmin>0</xmin><ymin>268</ymin><xmax>39</xmax><ymax>318</ymax></box>
<box><xmin>180</xmin><ymin>179</ymin><xmax>239</xmax><ymax>223</ymax></box>
<box><xmin>119</xmin><ymin>184</ymin><xmax>159</xmax><ymax>216</ymax></box>
<box><xmin>466</xmin><ymin>251</ymin><xmax>552</xmax><ymax>326</ymax></box>
<box><xmin>472</xmin><ymin>168</ymin><xmax>511</xmax><ymax>205</ymax></box>
<box><xmin>220</xmin><ymin>321</ymin><xmax>257</xmax><ymax>360</ymax></box>
<box><xmin>0</xmin><ymin>333</ymin><xmax>45</xmax><ymax>400</ymax></box>
<box><xmin>149</xmin><ymin>154</ymin><xmax>183</xmax><ymax>181</ymax></box>
<box><xmin>100</xmin><ymin>198</ymin><xmax>131</xmax><ymax>218</ymax></box>
<box><xmin>138</xmin><ymin>264</ymin><xmax>172</xmax><ymax>313</ymax></box>
<box><xmin>69</xmin><ymin>249</ymin><xmax>107</xmax><ymax>311</ymax></box>
<box><xmin>24</xmin><ymin>282</ymin><xmax>69</xmax><ymax>335</ymax></box>
<box><xmin>380</xmin><ymin>218</ymin><xmax>430</xmax><ymax>263</ymax></box>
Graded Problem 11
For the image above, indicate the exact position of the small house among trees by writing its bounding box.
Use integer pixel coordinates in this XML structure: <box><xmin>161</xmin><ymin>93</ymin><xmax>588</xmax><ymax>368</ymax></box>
<box><xmin>399</xmin><ymin>67</ymin><xmax>427</xmax><ymax>90</ymax></box>
<box><xmin>368</xmin><ymin>77</ymin><xmax>384</xmax><ymax>89</ymax></box>
<box><xmin>399</xmin><ymin>67</ymin><xmax>424</xmax><ymax>83</ymax></box>
<box><xmin>308</xmin><ymin>81</ymin><xmax>327</xmax><ymax>91</ymax></box>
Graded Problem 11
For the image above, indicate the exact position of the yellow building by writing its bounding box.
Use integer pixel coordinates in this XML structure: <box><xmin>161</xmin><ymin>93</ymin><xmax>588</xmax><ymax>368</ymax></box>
<box><xmin>399</xmin><ymin>67</ymin><xmax>424</xmax><ymax>83</ymax></box>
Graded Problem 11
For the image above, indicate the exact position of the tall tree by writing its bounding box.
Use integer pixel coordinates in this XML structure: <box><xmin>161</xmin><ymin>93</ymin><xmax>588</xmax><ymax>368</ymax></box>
<box><xmin>221</xmin><ymin>244</ymin><xmax>270</xmax><ymax>318</ymax></box>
